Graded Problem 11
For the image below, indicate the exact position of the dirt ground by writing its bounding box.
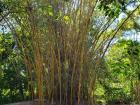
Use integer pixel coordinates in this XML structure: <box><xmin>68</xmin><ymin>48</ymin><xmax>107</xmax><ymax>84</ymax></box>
<box><xmin>5</xmin><ymin>101</ymin><xmax>36</xmax><ymax>105</ymax></box>
<box><xmin>5</xmin><ymin>99</ymin><xmax>49</xmax><ymax>105</ymax></box>
<box><xmin>4</xmin><ymin>101</ymin><xmax>87</xmax><ymax>105</ymax></box>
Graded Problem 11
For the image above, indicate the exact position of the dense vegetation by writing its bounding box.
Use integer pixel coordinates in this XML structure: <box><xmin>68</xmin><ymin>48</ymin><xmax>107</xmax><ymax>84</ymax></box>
<box><xmin>0</xmin><ymin>0</ymin><xmax>140</xmax><ymax>105</ymax></box>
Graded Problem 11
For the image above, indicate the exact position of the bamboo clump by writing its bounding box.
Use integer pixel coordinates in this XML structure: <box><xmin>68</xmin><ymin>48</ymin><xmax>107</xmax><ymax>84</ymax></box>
<box><xmin>23</xmin><ymin>1</ymin><xmax>100</xmax><ymax>105</ymax></box>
